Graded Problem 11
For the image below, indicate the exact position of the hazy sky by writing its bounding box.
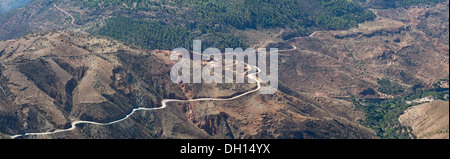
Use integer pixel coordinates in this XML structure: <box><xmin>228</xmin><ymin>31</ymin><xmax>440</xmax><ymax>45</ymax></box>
<box><xmin>0</xmin><ymin>0</ymin><xmax>31</xmax><ymax>13</ymax></box>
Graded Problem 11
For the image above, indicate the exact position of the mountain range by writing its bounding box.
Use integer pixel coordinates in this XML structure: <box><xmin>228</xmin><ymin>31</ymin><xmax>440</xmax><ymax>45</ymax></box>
<box><xmin>0</xmin><ymin>0</ymin><xmax>448</xmax><ymax>139</ymax></box>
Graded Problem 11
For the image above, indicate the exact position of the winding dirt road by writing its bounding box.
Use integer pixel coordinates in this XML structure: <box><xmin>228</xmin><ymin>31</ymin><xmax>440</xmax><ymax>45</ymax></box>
<box><xmin>54</xmin><ymin>4</ymin><xmax>75</xmax><ymax>25</ymax></box>
<box><xmin>8</xmin><ymin>37</ymin><xmax>299</xmax><ymax>139</ymax></box>
<box><xmin>10</xmin><ymin>58</ymin><xmax>262</xmax><ymax>139</ymax></box>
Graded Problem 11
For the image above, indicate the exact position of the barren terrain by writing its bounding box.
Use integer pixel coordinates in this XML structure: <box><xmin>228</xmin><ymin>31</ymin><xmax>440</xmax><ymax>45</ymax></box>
<box><xmin>277</xmin><ymin>2</ymin><xmax>449</xmax><ymax>98</ymax></box>
<box><xmin>399</xmin><ymin>100</ymin><xmax>449</xmax><ymax>139</ymax></box>
<box><xmin>0</xmin><ymin>31</ymin><xmax>374</xmax><ymax>139</ymax></box>
<box><xmin>0</xmin><ymin>0</ymin><xmax>447</xmax><ymax>139</ymax></box>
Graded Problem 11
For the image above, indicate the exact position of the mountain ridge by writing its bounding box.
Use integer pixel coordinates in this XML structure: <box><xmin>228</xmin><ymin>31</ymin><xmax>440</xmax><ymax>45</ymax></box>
<box><xmin>0</xmin><ymin>0</ymin><xmax>448</xmax><ymax>139</ymax></box>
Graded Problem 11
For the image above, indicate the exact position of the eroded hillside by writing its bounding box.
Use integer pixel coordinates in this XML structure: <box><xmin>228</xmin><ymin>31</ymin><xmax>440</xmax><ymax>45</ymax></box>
<box><xmin>0</xmin><ymin>0</ymin><xmax>447</xmax><ymax>139</ymax></box>
<box><xmin>279</xmin><ymin>1</ymin><xmax>449</xmax><ymax>98</ymax></box>
<box><xmin>0</xmin><ymin>31</ymin><xmax>374</xmax><ymax>139</ymax></box>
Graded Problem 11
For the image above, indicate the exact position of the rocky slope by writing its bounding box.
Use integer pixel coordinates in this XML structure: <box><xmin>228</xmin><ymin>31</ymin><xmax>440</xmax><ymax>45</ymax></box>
<box><xmin>0</xmin><ymin>0</ymin><xmax>64</xmax><ymax>40</ymax></box>
<box><xmin>0</xmin><ymin>0</ymin><xmax>447</xmax><ymax>139</ymax></box>
<box><xmin>279</xmin><ymin>1</ymin><xmax>449</xmax><ymax>98</ymax></box>
<box><xmin>399</xmin><ymin>100</ymin><xmax>449</xmax><ymax>139</ymax></box>
<box><xmin>0</xmin><ymin>31</ymin><xmax>374</xmax><ymax>139</ymax></box>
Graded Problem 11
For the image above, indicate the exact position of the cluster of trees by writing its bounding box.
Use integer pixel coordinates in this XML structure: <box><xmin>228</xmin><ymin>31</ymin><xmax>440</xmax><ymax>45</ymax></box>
<box><xmin>172</xmin><ymin>0</ymin><xmax>376</xmax><ymax>32</ymax></box>
<box><xmin>76</xmin><ymin>0</ymin><xmax>446</xmax><ymax>51</ymax></box>
<box><xmin>353</xmin><ymin>86</ymin><xmax>449</xmax><ymax>139</ymax></box>
<box><xmin>377</xmin><ymin>78</ymin><xmax>405</xmax><ymax>95</ymax></box>
<box><xmin>84</xmin><ymin>0</ymin><xmax>377</xmax><ymax>50</ymax></box>
<box><xmin>74</xmin><ymin>0</ymin><xmax>160</xmax><ymax>9</ymax></box>
<box><xmin>97</xmin><ymin>16</ymin><xmax>191</xmax><ymax>50</ymax></box>
<box><xmin>315</xmin><ymin>0</ymin><xmax>376</xmax><ymax>30</ymax></box>
<box><xmin>97</xmin><ymin>16</ymin><xmax>248</xmax><ymax>51</ymax></box>
<box><xmin>80</xmin><ymin>0</ymin><xmax>376</xmax><ymax>30</ymax></box>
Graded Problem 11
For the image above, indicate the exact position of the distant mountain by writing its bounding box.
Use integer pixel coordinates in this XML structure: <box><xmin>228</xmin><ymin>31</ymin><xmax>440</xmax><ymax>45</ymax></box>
<box><xmin>0</xmin><ymin>0</ymin><xmax>31</xmax><ymax>13</ymax></box>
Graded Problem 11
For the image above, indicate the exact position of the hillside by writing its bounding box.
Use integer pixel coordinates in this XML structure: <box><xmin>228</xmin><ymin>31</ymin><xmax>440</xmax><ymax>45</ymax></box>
<box><xmin>0</xmin><ymin>0</ymin><xmax>377</xmax><ymax>48</ymax></box>
<box><xmin>399</xmin><ymin>100</ymin><xmax>449</xmax><ymax>139</ymax></box>
<box><xmin>0</xmin><ymin>0</ymin><xmax>448</xmax><ymax>139</ymax></box>
<box><xmin>279</xmin><ymin>1</ymin><xmax>449</xmax><ymax>98</ymax></box>
<box><xmin>0</xmin><ymin>31</ymin><xmax>374</xmax><ymax>139</ymax></box>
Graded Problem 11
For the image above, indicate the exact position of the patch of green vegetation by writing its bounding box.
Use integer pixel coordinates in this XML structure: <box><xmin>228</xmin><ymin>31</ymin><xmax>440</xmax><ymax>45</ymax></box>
<box><xmin>75</xmin><ymin>0</ymin><xmax>375</xmax><ymax>30</ymax></box>
<box><xmin>76</xmin><ymin>0</ymin><xmax>377</xmax><ymax>50</ymax></box>
<box><xmin>399</xmin><ymin>70</ymin><xmax>420</xmax><ymax>85</ymax></box>
<box><xmin>377</xmin><ymin>78</ymin><xmax>404</xmax><ymax>95</ymax></box>
<box><xmin>97</xmin><ymin>16</ymin><xmax>248</xmax><ymax>51</ymax></box>
<box><xmin>353</xmin><ymin>86</ymin><xmax>449</xmax><ymax>139</ymax></box>
<box><xmin>97</xmin><ymin>16</ymin><xmax>192</xmax><ymax>50</ymax></box>
<box><xmin>315</xmin><ymin>0</ymin><xmax>376</xmax><ymax>30</ymax></box>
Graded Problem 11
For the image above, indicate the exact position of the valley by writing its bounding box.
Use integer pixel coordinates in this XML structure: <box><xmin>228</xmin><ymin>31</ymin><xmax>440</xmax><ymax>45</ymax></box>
<box><xmin>0</xmin><ymin>0</ymin><xmax>448</xmax><ymax>139</ymax></box>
